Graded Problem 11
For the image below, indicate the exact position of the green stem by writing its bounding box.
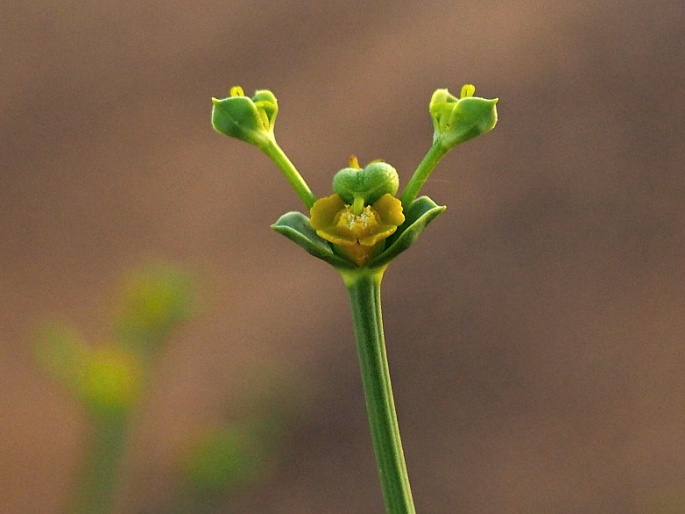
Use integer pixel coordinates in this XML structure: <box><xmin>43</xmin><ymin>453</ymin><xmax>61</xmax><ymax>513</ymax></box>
<box><xmin>342</xmin><ymin>268</ymin><xmax>416</xmax><ymax>514</ymax></box>
<box><xmin>71</xmin><ymin>414</ymin><xmax>129</xmax><ymax>514</ymax></box>
<box><xmin>400</xmin><ymin>141</ymin><xmax>448</xmax><ymax>212</ymax></box>
<box><xmin>262</xmin><ymin>139</ymin><xmax>317</xmax><ymax>209</ymax></box>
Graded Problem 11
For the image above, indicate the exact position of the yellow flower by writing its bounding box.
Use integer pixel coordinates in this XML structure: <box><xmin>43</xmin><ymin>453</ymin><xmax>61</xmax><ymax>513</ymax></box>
<box><xmin>310</xmin><ymin>193</ymin><xmax>405</xmax><ymax>266</ymax></box>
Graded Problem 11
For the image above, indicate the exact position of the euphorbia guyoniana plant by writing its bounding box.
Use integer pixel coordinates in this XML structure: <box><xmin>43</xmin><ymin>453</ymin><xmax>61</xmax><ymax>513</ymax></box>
<box><xmin>211</xmin><ymin>84</ymin><xmax>498</xmax><ymax>514</ymax></box>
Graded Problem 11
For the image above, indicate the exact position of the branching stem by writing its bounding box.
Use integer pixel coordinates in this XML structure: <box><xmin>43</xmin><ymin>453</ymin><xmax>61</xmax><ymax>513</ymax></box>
<box><xmin>262</xmin><ymin>139</ymin><xmax>317</xmax><ymax>209</ymax></box>
<box><xmin>400</xmin><ymin>141</ymin><xmax>448</xmax><ymax>211</ymax></box>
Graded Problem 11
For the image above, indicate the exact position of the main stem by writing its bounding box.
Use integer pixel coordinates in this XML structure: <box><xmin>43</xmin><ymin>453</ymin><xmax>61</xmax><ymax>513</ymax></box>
<box><xmin>343</xmin><ymin>269</ymin><xmax>416</xmax><ymax>514</ymax></box>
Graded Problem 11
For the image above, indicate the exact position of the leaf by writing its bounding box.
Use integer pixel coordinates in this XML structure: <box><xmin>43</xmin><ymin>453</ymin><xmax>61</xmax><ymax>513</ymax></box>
<box><xmin>368</xmin><ymin>196</ymin><xmax>446</xmax><ymax>267</ymax></box>
<box><xmin>271</xmin><ymin>211</ymin><xmax>357</xmax><ymax>269</ymax></box>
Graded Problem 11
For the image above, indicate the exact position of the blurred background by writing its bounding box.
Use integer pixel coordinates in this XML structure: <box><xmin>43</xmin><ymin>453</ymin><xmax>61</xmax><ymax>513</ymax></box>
<box><xmin>2</xmin><ymin>0</ymin><xmax>685</xmax><ymax>512</ymax></box>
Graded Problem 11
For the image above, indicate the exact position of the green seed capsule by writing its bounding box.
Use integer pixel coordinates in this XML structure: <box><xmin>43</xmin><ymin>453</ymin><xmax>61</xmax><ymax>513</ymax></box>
<box><xmin>332</xmin><ymin>160</ymin><xmax>400</xmax><ymax>213</ymax></box>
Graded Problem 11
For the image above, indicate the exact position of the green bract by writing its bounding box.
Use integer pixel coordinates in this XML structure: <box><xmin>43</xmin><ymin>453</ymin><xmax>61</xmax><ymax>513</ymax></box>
<box><xmin>211</xmin><ymin>86</ymin><xmax>278</xmax><ymax>149</ymax></box>
<box><xmin>429</xmin><ymin>85</ymin><xmax>498</xmax><ymax>149</ymax></box>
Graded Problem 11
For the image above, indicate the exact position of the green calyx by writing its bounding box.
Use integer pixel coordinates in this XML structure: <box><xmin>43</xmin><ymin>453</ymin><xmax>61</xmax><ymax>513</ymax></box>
<box><xmin>429</xmin><ymin>85</ymin><xmax>498</xmax><ymax>150</ymax></box>
<box><xmin>332</xmin><ymin>158</ymin><xmax>400</xmax><ymax>215</ymax></box>
<box><xmin>211</xmin><ymin>86</ymin><xmax>278</xmax><ymax>149</ymax></box>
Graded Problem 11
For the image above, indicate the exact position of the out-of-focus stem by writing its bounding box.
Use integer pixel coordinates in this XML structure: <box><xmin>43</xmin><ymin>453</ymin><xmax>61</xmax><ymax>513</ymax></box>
<box><xmin>71</xmin><ymin>414</ymin><xmax>128</xmax><ymax>514</ymax></box>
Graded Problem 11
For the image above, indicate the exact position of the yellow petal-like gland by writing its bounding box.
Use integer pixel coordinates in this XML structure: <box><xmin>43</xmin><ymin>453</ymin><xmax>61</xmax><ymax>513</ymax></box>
<box><xmin>336</xmin><ymin>242</ymin><xmax>385</xmax><ymax>267</ymax></box>
<box><xmin>373</xmin><ymin>193</ymin><xmax>405</xmax><ymax>226</ymax></box>
<box><xmin>310</xmin><ymin>194</ymin><xmax>346</xmax><ymax>233</ymax></box>
<box><xmin>309</xmin><ymin>194</ymin><xmax>405</xmax><ymax>266</ymax></box>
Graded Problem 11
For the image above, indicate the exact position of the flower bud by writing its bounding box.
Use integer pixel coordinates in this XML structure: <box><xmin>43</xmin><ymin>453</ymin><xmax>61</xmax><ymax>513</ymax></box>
<box><xmin>429</xmin><ymin>85</ymin><xmax>498</xmax><ymax>149</ymax></box>
<box><xmin>211</xmin><ymin>86</ymin><xmax>278</xmax><ymax>149</ymax></box>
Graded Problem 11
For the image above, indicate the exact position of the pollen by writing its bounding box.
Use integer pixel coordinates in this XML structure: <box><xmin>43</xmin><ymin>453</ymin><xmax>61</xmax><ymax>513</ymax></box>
<box><xmin>338</xmin><ymin>205</ymin><xmax>378</xmax><ymax>231</ymax></box>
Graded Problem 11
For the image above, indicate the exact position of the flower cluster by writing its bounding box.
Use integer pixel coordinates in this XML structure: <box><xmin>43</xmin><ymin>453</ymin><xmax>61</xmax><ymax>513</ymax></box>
<box><xmin>211</xmin><ymin>85</ymin><xmax>498</xmax><ymax>270</ymax></box>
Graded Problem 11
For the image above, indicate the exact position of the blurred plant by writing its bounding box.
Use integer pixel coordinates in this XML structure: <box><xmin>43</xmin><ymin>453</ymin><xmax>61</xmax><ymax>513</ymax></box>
<box><xmin>36</xmin><ymin>263</ymin><xmax>196</xmax><ymax>514</ymax></box>
<box><xmin>182</xmin><ymin>425</ymin><xmax>267</xmax><ymax>500</ymax></box>
<box><xmin>171</xmin><ymin>370</ymin><xmax>301</xmax><ymax>513</ymax></box>
<box><xmin>112</xmin><ymin>263</ymin><xmax>196</xmax><ymax>350</ymax></box>
<box><xmin>212</xmin><ymin>85</ymin><xmax>498</xmax><ymax>513</ymax></box>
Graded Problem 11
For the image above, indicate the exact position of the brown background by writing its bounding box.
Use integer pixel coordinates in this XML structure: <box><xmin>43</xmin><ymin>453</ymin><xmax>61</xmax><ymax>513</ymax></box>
<box><xmin>2</xmin><ymin>1</ymin><xmax>685</xmax><ymax>513</ymax></box>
